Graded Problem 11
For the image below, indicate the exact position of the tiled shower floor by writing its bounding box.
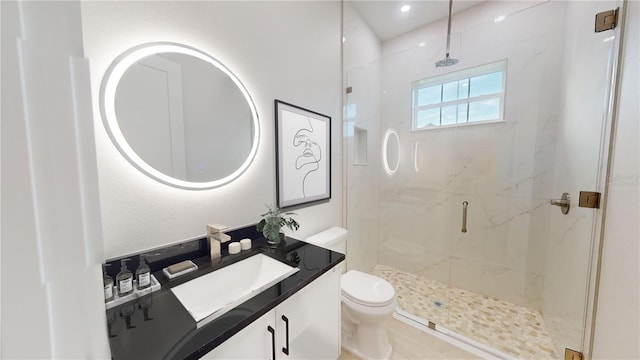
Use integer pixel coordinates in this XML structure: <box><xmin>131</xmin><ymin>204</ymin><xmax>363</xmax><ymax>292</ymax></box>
<box><xmin>372</xmin><ymin>264</ymin><xmax>558</xmax><ymax>359</ymax></box>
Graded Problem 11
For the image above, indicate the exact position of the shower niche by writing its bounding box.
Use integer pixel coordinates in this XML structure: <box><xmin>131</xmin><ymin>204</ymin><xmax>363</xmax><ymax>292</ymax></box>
<box><xmin>353</xmin><ymin>127</ymin><xmax>368</xmax><ymax>165</ymax></box>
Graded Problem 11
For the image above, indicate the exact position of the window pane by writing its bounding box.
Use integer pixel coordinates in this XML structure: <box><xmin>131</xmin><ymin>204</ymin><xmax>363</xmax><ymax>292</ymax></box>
<box><xmin>417</xmin><ymin>85</ymin><xmax>441</xmax><ymax>106</ymax></box>
<box><xmin>442</xmin><ymin>81</ymin><xmax>458</xmax><ymax>102</ymax></box>
<box><xmin>457</xmin><ymin>103</ymin><xmax>468</xmax><ymax>123</ymax></box>
<box><xmin>417</xmin><ymin>108</ymin><xmax>441</xmax><ymax>128</ymax></box>
<box><xmin>458</xmin><ymin>79</ymin><xmax>469</xmax><ymax>100</ymax></box>
<box><xmin>468</xmin><ymin>98</ymin><xmax>500</xmax><ymax>122</ymax></box>
<box><xmin>411</xmin><ymin>60</ymin><xmax>506</xmax><ymax>130</ymax></box>
<box><xmin>441</xmin><ymin>105</ymin><xmax>457</xmax><ymax>126</ymax></box>
<box><xmin>469</xmin><ymin>71</ymin><xmax>503</xmax><ymax>97</ymax></box>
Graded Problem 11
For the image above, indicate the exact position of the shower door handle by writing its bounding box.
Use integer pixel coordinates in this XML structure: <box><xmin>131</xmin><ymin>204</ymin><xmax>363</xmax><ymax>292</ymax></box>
<box><xmin>461</xmin><ymin>201</ymin><xmax>468</xmax><ymax>233</ymax></box>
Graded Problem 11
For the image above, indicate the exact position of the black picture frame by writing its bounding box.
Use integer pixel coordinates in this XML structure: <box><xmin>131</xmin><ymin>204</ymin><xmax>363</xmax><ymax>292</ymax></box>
<box><xmin>275</xmin><ymin>100</ymin><xmax>331</xmax><ymax>208</ymax></box>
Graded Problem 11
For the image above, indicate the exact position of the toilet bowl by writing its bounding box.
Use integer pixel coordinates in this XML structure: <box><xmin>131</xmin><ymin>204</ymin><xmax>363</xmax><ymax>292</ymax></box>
<box><xmin>341</xmin><ymin>270</ymin><xmax>396</xmax><ymax>360</ymax></box>
<box><xmin>305</xmin><ymin>227</ymin><xmax>396</xmax><ymax>360</ymax></box>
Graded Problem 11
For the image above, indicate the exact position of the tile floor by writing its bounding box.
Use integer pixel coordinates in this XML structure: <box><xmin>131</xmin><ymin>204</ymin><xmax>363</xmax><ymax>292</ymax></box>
<box><xmin>372</xmin><ymin>264</ymin><xmax>558</xmax><ymax>359</ymax></box>
<box><xmin>338</xmin><ymin>317</ymin><xmax>480</xmax><ymax>360</ymax></box>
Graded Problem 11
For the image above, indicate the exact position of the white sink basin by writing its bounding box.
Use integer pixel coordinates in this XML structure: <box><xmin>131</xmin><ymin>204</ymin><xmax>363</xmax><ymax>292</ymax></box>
<box><xmin>171</xmin><ymin>253</ymin><xmax>299</xmax><ymax>328</ymax></box>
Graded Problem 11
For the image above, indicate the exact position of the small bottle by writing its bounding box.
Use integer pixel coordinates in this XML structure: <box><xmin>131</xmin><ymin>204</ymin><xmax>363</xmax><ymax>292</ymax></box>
<box><xmin>103</xmin><ymin>264</ymin><xmax>114</xmax><ymax>302</ymax></box>
<box><xmin>116</xmin><ymin>259</ymin><xmax>133</xmax><ymax>297</ymax></box>
<box><xmin>135</xmin><ymin>255</ymin><xmax>151</xmax><ymax>290</ymax></box>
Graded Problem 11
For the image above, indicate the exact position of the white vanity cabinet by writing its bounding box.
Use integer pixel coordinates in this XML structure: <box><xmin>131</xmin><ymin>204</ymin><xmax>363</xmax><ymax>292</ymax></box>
<box><xmin>203</xmin><ymin>266</ymin><xmax>340</xmax><ymax>359</ymax></box>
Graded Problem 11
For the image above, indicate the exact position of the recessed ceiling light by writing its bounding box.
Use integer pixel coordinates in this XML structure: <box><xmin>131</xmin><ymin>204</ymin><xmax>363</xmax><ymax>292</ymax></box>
<box><xmin>494</xmin><ymin>15</ymin><xmax>506</xmax><ymax>23</ymax></box>
<box><xmin>400</xmin><ymin>5</ymin><xmax>410</xmax><ymax>13</ymax></box>
<box><xmin>419</xmin><ymin>42</ymin><xmax>426</xmax><ymax>47</ymax></box>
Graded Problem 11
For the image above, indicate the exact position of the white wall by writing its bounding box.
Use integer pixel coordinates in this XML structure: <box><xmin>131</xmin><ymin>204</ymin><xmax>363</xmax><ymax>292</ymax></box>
<box><xmin>592</xmin><ymin>1</ymin><xmax>640</xmax><ymax>358</ymax></box>
<box><xmin>1</xmin><ymin>1</ymin><xmax>109</xmax><ymax>358</ymax></box>
<box><xmin>80</xmin><ymin>1</ymin><xmax>343</xmax><ymax>259</ymax></box>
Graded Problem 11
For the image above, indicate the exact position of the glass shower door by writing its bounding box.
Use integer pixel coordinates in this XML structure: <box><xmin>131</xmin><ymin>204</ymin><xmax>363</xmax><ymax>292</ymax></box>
<box><xmin>539</xmin><ymin>1</ymin><xmax>624</xmax><ymax>357</ymax></box>
<box><xmin>445</xmin><ymin>1</ymin><xmax>625</xmax><ymax>358</ymax></box>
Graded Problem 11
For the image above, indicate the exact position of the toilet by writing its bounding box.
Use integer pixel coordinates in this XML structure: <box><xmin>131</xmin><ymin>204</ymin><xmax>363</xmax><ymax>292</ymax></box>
<box><xmin>306</xmin><ymin>227</ymin><xmax>396</xmax><ymax>360</ymax></box>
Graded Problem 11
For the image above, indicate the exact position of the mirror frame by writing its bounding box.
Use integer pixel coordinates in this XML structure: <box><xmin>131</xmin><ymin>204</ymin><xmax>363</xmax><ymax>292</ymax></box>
<box><xmin>100</xmin><ymin>42</ymin><xmax>260</xmax><ymax>190</ymax></box>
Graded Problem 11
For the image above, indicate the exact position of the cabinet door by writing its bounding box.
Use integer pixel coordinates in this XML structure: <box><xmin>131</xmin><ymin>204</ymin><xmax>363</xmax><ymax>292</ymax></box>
<box><xmin>202</xmin><ymin>309</ymin><xmax>275</xmax><ymax>360</ymax></box>
<box><xmin>275</xmin><ymin>267</ymin><xmax>341</xmax><ymax>360</ymax></box>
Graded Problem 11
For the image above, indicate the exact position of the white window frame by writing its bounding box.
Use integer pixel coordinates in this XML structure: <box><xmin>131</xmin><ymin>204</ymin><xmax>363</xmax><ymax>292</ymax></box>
<box><xmin>411</xmin><ymin>59</ymin><xmax>507</xmax><ymax>131</ymax></box>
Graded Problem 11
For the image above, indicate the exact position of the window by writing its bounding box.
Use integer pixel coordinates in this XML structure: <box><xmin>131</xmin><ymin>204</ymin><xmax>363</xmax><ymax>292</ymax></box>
<box><xmin>412</xmin><ymin>60</ymin><xmax>507</xmax><ymax>130</ymax></box>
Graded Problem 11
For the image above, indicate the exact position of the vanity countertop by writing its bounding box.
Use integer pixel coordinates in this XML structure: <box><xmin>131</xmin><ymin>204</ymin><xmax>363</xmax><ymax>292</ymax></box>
<box><xmin>105</xmin><ymin>237</ymin><xmax>344</xmax><ymax>360</ymax></box>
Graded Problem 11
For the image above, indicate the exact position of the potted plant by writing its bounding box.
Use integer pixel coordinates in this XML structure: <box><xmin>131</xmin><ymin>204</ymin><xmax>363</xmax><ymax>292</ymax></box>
<box><xmin>257</xmin><ymin>205</ymin><xmax>300</xmax><ymax>247</ymax></box>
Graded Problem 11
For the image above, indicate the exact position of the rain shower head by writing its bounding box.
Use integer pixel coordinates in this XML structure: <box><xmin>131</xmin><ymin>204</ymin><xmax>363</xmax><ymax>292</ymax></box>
<box><xmin>435</xmin><ymin>0</ymin><xmax>459</xmax><ymax>68</ymax></box>
<box><xmin>435</xmin><ymin>54</ymin><xmax>459</xmax><ymax>67</ymax></box>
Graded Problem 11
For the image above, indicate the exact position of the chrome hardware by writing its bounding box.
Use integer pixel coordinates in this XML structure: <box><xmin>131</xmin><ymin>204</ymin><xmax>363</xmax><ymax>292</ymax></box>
<box><xmin>579</xmin><ymin>191</ymin><xmax>601</xmax><ymax>209</ymax></box>
<box><xmin>550</xmin><ymin>192</ymin><xmax>570</xmax><ymax>215</ymax></box>
<box><xmin>461</xmin><ymin>201</ymin><xmax>468</xmax><ymax>233</ymax></box>
<box><xmin>595</xmin><ymin>8</ymin><xmax>618</xmax><ymax>32</ymax></box>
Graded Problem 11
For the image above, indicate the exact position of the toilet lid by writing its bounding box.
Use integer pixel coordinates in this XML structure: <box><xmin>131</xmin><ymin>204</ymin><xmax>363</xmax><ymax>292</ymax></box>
<box><xmin>341</xmin><ymin>270</ymin><xmax>395</xmax><ymax>307</ymax></box>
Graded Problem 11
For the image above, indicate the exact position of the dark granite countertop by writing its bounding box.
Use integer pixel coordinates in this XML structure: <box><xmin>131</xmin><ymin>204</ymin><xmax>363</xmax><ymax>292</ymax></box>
<box><xmin>105</xmin><ymin>234</ymin><xmax>344</xmax><ymax>360</ymax></box>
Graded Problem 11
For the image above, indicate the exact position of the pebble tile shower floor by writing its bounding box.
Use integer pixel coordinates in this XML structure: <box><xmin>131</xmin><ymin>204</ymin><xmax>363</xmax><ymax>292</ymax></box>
<box><xmin>372</xmin><ymin>265</ymin><xmax>558</xmax><ymax>359</ymax></box>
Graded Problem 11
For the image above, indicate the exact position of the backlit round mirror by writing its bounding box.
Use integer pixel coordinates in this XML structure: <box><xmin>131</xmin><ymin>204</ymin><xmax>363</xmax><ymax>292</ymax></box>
<box><xmin>383</xmin><ymin>129</ymin><xmax>400</xmax><ymax>174</ymax></box>
<box><xmin>100</xmin><ymin>43</ymin><xmax>259</xmax><ymax>189</ymax></box>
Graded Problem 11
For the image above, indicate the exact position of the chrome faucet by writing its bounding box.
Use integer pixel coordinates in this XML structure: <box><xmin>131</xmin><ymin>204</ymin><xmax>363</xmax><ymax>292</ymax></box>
<box><xmin>207</xmin><ymin>224</ymin><xmax>230</xmax><ymax>259</ymax></box>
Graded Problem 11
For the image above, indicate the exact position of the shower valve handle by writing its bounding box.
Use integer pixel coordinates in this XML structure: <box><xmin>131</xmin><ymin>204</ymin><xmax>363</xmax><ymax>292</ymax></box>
<box><xmin>550</xmin><ymin>199</ymin><xmax>569</xmax><ymax>206</ymax></box>
<box><xmin>550</xmin><ymin>193</ymin><xmax>570</xmax><ymax>215</ymax></box>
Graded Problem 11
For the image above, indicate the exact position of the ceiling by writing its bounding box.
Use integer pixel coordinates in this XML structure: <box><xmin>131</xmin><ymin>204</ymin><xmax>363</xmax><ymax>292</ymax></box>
<box><xmin>351</xmin><ymin>1</ymin><xmax>484</xmax><ymax>41</ymax></box>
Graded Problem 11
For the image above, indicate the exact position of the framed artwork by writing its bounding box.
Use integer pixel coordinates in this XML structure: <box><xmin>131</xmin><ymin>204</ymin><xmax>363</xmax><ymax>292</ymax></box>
<box><xmin>275</xmin><ymin>100</ymin><xmax>331</xmax><ymax>208</ymax></box>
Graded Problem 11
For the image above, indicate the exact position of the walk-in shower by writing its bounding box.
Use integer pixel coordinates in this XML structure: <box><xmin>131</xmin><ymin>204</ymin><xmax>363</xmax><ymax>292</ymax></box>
<box><xmin>343</xmin><ymin>0</ymin><xmax>624</xmax><ymax>358</ymax></box>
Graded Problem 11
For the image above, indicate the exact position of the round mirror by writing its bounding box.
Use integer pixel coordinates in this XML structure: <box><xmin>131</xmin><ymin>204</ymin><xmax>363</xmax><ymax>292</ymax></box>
<box><xmin>100</xmin><ymin>43</ymin><xmax>259</xmax><ymax>189</ymax></box>
<box><xmin>383</xmin><ymin>129</ymin><xmax>400</xmax><ymax>174</ymax></box>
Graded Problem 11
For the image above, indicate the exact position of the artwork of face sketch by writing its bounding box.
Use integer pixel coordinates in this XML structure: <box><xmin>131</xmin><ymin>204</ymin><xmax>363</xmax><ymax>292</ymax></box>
<box><xmin>293</xmin><ymin>118</ymin><xmax>323</xmax><ymax>196</ymax></box>
<box><xmin>279</xmin><ymin>107</ymin><xmax>329</xmax><ymax>206</ymax></box>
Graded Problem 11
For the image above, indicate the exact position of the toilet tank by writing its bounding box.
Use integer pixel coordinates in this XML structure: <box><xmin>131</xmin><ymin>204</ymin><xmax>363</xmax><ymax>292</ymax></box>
<box><xmin>305</xmin><ymin>227</ymin><xmax>347</xmax><ymax>254</ymax></box>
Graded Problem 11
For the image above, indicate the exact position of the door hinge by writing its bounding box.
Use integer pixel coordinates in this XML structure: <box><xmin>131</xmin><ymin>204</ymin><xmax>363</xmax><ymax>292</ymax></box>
<box><xmin>346</xmin><ymin>86</ymin><xmax>353</xmax><ymax>94</ymax></box>
<box><xmin>565</xmin><ymin>348</ymin><xmax>584</xmax><ymax>360</ymax></box>
<box><xmin>579</xmin><ymin>191</ymin><xmax>601</xmax><ymax>209</ymax></box>
<box><xmin>595</xmin><ymin>8</ymin><xmax>618</xmax><ymax>32</ymax></box>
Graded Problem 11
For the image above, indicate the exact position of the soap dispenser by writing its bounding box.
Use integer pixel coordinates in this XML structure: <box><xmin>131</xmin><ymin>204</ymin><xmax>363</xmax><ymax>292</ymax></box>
<box><xmin>135</xmin><ymin>255</ymin><xmax>151</xmax><ymax>290</ymax></box>
<box><xmin>116</xmin><ymin>259</ymin><xmax>133</xmax><ymax>297</ymax></box>
<box><xmin>103</xmin><ymin>264</ymin><xmax>114</xmax><ymax>302</ymax></box>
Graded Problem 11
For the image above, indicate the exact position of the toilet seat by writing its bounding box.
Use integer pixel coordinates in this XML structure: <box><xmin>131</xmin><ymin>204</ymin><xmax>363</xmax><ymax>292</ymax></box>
<box><xmin>341</xmin><ymin>270</ymin><xmax>395</xmax><ymax>307</ymax></box>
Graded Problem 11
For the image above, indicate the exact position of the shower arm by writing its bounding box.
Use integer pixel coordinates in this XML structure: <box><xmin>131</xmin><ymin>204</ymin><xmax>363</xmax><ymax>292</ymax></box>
<box><xmin>445</xmin><ymin>0</ymin><xmax>453</xmax><ymax>58</ymax></box>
